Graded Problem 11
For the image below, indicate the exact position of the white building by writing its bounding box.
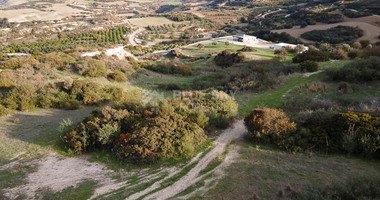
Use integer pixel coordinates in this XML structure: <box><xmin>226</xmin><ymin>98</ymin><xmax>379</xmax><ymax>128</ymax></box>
<box><xmin>233</xmin><ymin>34</ymin><xmax>257</xmax><ymax>43</ymax></box>
<box><xmin>270</xmin><ymin>43</ymin><xmax>309</xmax><ymax>51</ymax></box>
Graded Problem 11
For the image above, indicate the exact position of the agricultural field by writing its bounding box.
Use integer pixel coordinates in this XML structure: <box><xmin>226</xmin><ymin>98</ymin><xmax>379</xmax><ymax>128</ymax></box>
<box><xmin>128</xmin><ymin>17</ymin><xmax>177</xmax><ymax>27</ymax></box>
<box><xmin>1</xmin><ymin>4</ymin><xmax>85</xmax><ymax>22</ymax></box>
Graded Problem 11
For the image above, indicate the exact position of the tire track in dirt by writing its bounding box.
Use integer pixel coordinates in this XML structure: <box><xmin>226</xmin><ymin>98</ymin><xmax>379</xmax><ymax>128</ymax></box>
<box><xmin>129</xmin><ymin>120</ymin><xmax>246</xmax><ymax>200</ymax></box>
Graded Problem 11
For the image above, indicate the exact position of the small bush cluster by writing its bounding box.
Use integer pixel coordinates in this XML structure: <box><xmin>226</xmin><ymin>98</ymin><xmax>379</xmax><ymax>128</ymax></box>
<box><xmin>244</xmin><ymin>108</ymin><xmax>296</xmax><ymax>144</ymax></box>
<box><xmin>292</xmin><ymin>49</ymin><xmax>329</xmax><ymax>63</ymax></box>
<box><xmin>245</xmin><ymin>108</ymin><xmax>380</xmax><ymax>158</ymax></box>
<box><xmin>214</xmin><ymin>50</ymin><xmax>244</xmax><ymax>67</ymax></box>
<box><xmin>299</xmin><ymin>60</ymin><xmax>319</xmax><ymax>72</ymax></box>
<box><xmin>108</xmin><ymin>70</ymin><xmax>127</xmax><ymax>82</ymax></box>
<box><xmin>176</xmin><ymin>90</ymin><xmax>239</xmax><ymax>130</ymax></box>
<box><xmin>301</xmin><ymin>25</ymin><xmax>363</xmax><ymax>44</ymax></box>
<box><xmin>144</xmin><ymin>58</ymin><xmax>192</xmax><ymax>76</ymax></box>
<box><xmin>326</xmin><ymin>56</ymin><xmax>380</xmax><ymax>82</ymax></box>
<box><xmin>63</xmin><ymin>90</ymin><xmax>238</xmax><ymax>163</ymax></box>
<box><xmin>0</xmin><ymin>79</ymin><xmax>124</xmax><ymax>116</ymax></box>
<box><xmin>238</xmin><ymin>46</ymin><xmax>257</xmax><ymax>52</ymax></box>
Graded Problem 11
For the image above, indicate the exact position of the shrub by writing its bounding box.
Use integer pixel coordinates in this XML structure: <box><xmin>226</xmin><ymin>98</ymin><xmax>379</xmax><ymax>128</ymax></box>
<box><xmin>244</xmin><ymin>108</ymin><xmax>296</xmax><ymax>143</ymax></box>
<box><xmin>0</xmin><ymin>56</ymin><xmax>39</xmax><ymax>70</ymax></box>
<box><xmin>292</xmin><ymin>49</ymin><xmax>329</xmax><ymax>63</ymax></box>
<box><xmin>358</xmin><ymin>46</ymin><xmax>380</xmax><ymax>58</ymax></box>
<box><xmin>331</xmin><ymin>48</ymin><xmax>347</xmax><ymax>60</ymax></box>
<box><xmin>177</xmin><ymin>90</ymin><xmax>239</xmax><ymax>130</ymax></box>
<box><xmin>2</xmin><ymin>84</ymin><xmax>37</xmax><ymax>111</ymax></box>
<box><xmin>81</xmin><ymin>59</ymin><xmax>107</xmax><ymax>77</ymax></box>
<box><xmin>300</xmin><ymin>26</ymin><xmax>363</xmax><ymax>44</ymax></box>
<box><xmin>326</xmin><ymin>56</ymin><xmax>380</xmax><ymax>82</ymax></box>
<box><xmin>347</xmin><ymin>49</ymin><xmax>358</xmax><ymax>59</ymax></box>
<box><xmin>238</xmin><ymin>46</ymin><xmax>257</xmax><ymax>52</ymax></box>
<box><xmin>70</xmin><ymin>80</ymin><xmax>104</xmax><ymax>105</ymax></box>
<box><xmin>40</xmin><ymin>52</ymin><xmax>75</xmax><ymax>70</ymax></box>
<box><xmin>63</xmin><ymin>102</ymin><xmax>208</xmax><ymax>163</ymax></box>
<box><xmin>56</xmin><ymin>91</ymin><xmax>82</xmax><ymax>110</ymax></box>
<box><xmin>214</xmin><ymin>50</ymin><xmax>244</xmax><ymax>67</ymax></box>
<box><xmin>299</xmin><ymin>60</ymin><xmax>319</xmax><ymax>72</ymax></box>
<box><xmin>282</xmin><ymin>111</ymin><xmax>380</xmax><ymax>157</ymax></box>
<box><xmin>58</xmin><ymin>119</ymin><xmax>73</xmax><ymax>135</ymax></box>
<box><xmin>0</xmin><ymin>104</ymin><xmax>10</xmax><ymax>116</ymax></box>
<box><xmin>108</xmin><ymin>70</ymin><xmax>127</xmax><ymax>82</ymax></box>
<box><xmin>308</xmin><ymin>81</ymin><xmax>327</xmax><ymax>92</ymax></box>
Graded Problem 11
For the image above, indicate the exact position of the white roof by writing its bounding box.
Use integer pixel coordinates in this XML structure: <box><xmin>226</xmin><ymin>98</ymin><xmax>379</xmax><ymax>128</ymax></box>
<box><xmin>274</xmin><ymin>43</ymin><xmax>297</xmax><ymax>47</ymax></box>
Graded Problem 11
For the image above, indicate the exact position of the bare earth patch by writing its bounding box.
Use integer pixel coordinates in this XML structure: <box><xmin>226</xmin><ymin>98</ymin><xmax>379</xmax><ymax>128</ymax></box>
<box><xmin>3</xmin><ymin>154</ymin><xmax>115</xmax><ymax>199</ymax></box>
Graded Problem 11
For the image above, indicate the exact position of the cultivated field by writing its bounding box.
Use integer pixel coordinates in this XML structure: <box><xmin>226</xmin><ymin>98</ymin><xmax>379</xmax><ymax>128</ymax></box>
<box><xmin>128</xmin><ymin>17</ymin><xmax>176</xmax><ymax>27</ymax></box>
<box><xmin>1</xmin><ymin>4</ymin><xmax>86</xmax><ymax>22</ymax></box>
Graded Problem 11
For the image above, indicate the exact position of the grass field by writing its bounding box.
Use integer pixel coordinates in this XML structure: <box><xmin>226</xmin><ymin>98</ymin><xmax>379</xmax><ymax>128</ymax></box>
<box><xmin>182</xmin><ymin>43</ymin><xmax>293</xmax><ymax>60</ymax></box>
<box><xmin>236</xmin><ymin>73</ymin><xmax>323</xmax><ymax>116</ymax></box>
<box><xmin>188</xmin><ymin>140</ymin><xmax>380</xmax><ymax>200</ymax></box>
<box><xmin>128</xmin><ymin>17</ymin><xmax>177</xmax><ymax>27</ymax></box>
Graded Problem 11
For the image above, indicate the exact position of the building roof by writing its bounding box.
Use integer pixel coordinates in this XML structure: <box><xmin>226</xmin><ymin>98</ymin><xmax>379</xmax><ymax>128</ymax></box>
<box><xmin>273</xmin><ymin>43</ymin><xmax>297</xmax><ymax>47</ymax></box>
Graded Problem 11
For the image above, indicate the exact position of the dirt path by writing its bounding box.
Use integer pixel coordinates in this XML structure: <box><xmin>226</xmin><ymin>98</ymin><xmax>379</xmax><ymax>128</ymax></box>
<box><xmin>130</xmin><ymin>120</ymin><xmax>246</xmax><ymax>200</ymax></box>
<box><xmin>128</xmin><ymin>27</ymin><xmax>145</xmax><ymax>46</ymax></box>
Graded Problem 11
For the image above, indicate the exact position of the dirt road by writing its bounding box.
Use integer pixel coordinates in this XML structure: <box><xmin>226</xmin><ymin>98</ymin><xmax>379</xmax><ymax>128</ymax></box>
<box><xmin>128</xmin><ymin>27</ymin><xmax>145</xmax><ymax>46</ymax></box>
<box><xmin>129</xmin><ymin>120</ymin><xmax>246</xmax><ymax>200</ymax></box>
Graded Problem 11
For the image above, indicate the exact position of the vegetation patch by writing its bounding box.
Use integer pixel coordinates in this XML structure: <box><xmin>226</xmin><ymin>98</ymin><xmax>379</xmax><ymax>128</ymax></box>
<box><xmin>301</xmin><ymin>25</ymin><xmax>363</xmax><ymax>44</ymax></box>
<box><xmin>63</xmin><ymin>90</ymin><xmax>238</xmax><ymax>164</ymax></box>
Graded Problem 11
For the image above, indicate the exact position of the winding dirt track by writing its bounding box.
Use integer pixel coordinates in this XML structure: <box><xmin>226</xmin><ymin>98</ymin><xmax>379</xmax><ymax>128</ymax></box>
<box><xmin>127</xmin><ymin>120</ymin><xmax>246</xmax><ymax>200</ymax></box>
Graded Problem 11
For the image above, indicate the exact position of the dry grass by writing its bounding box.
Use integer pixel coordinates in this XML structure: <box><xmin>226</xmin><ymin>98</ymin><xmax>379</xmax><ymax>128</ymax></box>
<box><xmin>0</xmin><ymin>106</ymin><xmax>96</xmax><ymax>163</ymax></box>
<box><xmin>2</xmin><ymin>4</ymin><xmax>86</xmax><ymax>22</ymax></box>
<box><xmin>128</xmin><ymin>17</ymin><xmax>176</xmax><ymax>27</ymax></box>
<box><xmin>189</xmin><ymin>140</ymin><xmax>380</xmax><ymax>200</ymax></box>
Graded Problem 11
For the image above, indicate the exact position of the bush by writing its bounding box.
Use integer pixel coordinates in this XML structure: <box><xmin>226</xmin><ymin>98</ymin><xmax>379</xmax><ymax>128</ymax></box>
<box><xmin>63</xmin><ymin>102</ymin><xmax>208</xmax><ymax>163</ymax></box>
<box><xmin>358</xmin><ymin>46</ymin><xmax>380</xmax><ymax>58</ymax></box>
<box><xmin>2</xmin><ymin>84</ymin><xmax>37</xmax><ymax>111</ymax></box>
<box><xmin>108</xmin><ymin>70</ymin><xmax>127</xmax><ymax>82</ymax></box>
<box><xmin>299</xmin><ymin>61</ymin><xmax>319</xmax><ymax>72</ymax></box>
<box><xmin>0</xmin><ymin>104</ymin><xmax>10</xmax><ymax>116</ymax></box>
<box><xmin>326</xmin><ymin>56</ymin><xmax>380</xmax><ymax>82</ymax></box>
<box><xmin>238</xmin><ymin>46</ymin><xmax>257</xmax><ymax>52</ymax></box>
<box><xmin>301</xmin><ymin>26</ymin><xmax>363</xmax><ymax>44</ymax></box>
<box><xmin>282</xmin><ymin>111</ymin><xmax>380</xmax><ymax>157</ymax></box>
<box><xmin>177</xmin><ymin>90</ymin><xmax>239</xmax><ymax>130</ymax></box>
<box><xmin>81</xmin><ymin>59</ymin><xmax>107</xmax><ymax>77</ymax></box>
<box><xmin>244</xmin><ymin>108</ymin><xmax>296</xmax><ymax>143</ymax></box>
<box><xmin>40</xmin><ymin>52</ymin><xmax>75</xmax><ymax>70</ymax></box>
<box><xmin>0</xmin><ymin>56</ymin><xmax>39</xmax><ymax>70</ymax></box>
<box><xmin>214</xmin><ymin>50</ymin><xmax>244</xmax><ymax>67</ymax></box>
<box><xmin>70</xmin><ymin>80</ymin><xmax>104</xmax><ymax>105</ymax></box>
<box><xmin>292</xmin><ymin>49</ymin><xmax>329</xmax><ymax>63</ymax></box>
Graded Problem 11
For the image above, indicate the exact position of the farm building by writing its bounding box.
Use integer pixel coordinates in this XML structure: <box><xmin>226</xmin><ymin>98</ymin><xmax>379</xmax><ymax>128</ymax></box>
<box><xmin>270</xmin><ymin>43</ymin><xmax>309</xmax><ymax>51</ymax></box>
<box><xmin>233</xmin><ymin>34</ymin><xmax>257</xmax><ymax>43</ymax></box>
